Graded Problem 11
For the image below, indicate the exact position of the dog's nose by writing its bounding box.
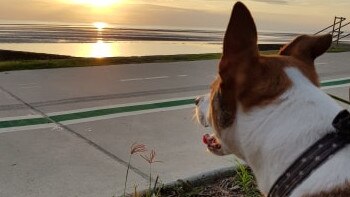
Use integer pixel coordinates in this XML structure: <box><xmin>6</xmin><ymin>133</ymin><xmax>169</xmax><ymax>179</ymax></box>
<box><xmin>194</xmin><ymin>97</ymin><xmax>201</xmax><ymax>106</ymax></box>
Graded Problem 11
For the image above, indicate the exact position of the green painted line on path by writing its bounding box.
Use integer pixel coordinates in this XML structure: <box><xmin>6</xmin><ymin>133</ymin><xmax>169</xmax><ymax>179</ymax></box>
<box><xmin>321</xmin><ymin>78</ymin><xmax>350</xmax><ymax>87</ymax></box>
<box><xmin>0</xmin><ymin>118</ymin><xmax>51</xmax><ymax>129</ymax></box>
<box><xmin>0</xmin><ymin>99</ymin><xmax>194</xmax><ymax>129</ymax></box>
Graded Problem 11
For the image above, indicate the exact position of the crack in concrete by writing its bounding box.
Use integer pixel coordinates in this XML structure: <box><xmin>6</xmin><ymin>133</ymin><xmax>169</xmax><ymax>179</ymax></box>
<box><xmin>0</xmin><ymin>85</ymin><xmax>151</xmax><ymax>181</ymax></box>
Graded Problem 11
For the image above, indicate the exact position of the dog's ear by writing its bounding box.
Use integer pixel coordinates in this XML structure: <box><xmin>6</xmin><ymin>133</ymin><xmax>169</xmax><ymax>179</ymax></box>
<box><xmin>214</xmin><ymin>2</ymin><xmax>259</xmax><ymax>123</ymax></box>
<box><xmin>279</xmin><ymin>34</ymin><xmax>332</xmax><ymax>64</ymax></box>
<box><xmin>219</xmin><ymin>1</ymin><xmax>258</xmax><ymax>84</ymax></box>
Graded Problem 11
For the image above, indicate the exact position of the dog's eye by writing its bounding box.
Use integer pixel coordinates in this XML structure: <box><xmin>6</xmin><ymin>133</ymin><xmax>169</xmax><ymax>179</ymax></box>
<box><xmin>212</xmin><ymin>91</ymin><xmax>235</xmax><ymax>129</ymax></box>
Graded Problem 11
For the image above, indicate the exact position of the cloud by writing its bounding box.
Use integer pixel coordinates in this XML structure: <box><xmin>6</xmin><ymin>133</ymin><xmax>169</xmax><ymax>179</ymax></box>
<box><xmin>0</xmin><ymin>0</ymin><xmax>229</xmax><ymax>28</ymax></box>
<box><xmin>108</xmin><ymin>3</ymin><xmax>228</xmax><ymax>28</ymax></box>
<box><xmin>0</xmin><ymin>0</ymin><xmax>94</xmax><ymax>23</ymax></box>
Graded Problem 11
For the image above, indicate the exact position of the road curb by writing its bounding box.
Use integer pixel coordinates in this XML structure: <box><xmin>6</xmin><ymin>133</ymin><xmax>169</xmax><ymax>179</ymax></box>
<box><xmin>135</xmin><ymin>166</ymin><xmax>236</xmax><ymax>196</ymax></box>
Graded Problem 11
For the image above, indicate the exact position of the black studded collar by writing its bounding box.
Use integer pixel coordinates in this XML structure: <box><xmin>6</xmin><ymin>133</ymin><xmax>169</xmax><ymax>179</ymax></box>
<box><xmin>268</xmin><ymin>110</ymin><xmax>350</xmax><ymax>197</ymax></box>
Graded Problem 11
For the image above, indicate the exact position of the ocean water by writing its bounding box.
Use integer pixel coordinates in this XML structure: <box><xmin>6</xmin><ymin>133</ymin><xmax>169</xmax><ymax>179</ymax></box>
<box><xmin>0</xmin><ymin>24</ymin><xmax>302</xmax><ymax>57</ymax></box>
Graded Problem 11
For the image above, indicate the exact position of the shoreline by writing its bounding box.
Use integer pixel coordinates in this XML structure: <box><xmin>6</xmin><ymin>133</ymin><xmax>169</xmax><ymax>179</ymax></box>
<box><xmin>0</xmin><ymin>43</ymin><xmax>349</xmax><ymax>72</ymax></box>
<box><xmin>0</xmin><ymin>44</ymin><xmax>283</xmax><ymax>61</ymax></box>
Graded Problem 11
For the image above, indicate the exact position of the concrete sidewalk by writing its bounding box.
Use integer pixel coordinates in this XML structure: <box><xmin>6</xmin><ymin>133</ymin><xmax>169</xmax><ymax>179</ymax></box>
<box><xmin>0</xmin><ymin>59</ymin><xmax>234</xmax><ymax>197</ymax></box>
<box><xmin>0</xmin><ymin>52</ymin><xmax>350</xmax><ymax>197</ymax></box>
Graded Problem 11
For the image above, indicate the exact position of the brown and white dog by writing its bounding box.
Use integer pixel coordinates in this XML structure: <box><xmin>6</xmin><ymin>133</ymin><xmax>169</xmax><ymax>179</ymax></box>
<box><xmin>195</xmin><ymin>1</ymin><xmax>350</xmax><ymax>197</ymax></box>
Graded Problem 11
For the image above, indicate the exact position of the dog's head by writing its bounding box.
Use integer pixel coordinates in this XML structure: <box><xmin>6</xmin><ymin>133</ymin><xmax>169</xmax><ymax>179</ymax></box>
<box><xmin>195</xmin><ymin>2</ymin><xmax>332</xmax><ymax>158</ymax></box>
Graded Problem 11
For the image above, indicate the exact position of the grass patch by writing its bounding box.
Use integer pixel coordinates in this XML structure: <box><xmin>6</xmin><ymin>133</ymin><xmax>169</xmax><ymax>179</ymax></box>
<box><xmin>0</xmin><ymin>51</ymin><xmax>278</xmax><ymax>72</ymax></box>
<box><xmin>0</xmin><ymin>49</ymin><xmax>71</xmax><ymax>61</ymax></box>
<box><xmin>155</xmin><ymin>163</ymin><xmax>262</xmax><ymax>197</ymax></box>
<box><xmin>234</xmin><ymin>162</ymin><xmax>262</xmax><ymax>197</ymax></box>
<box><xmin>328</xmin><ymin>43</ymin><xmax>350</xmax><ymax>53</ymax></box>
<box><xmin>0</xmin><ymin>53</ymin><xmax>220</xmax><ymax>72</ymax></box>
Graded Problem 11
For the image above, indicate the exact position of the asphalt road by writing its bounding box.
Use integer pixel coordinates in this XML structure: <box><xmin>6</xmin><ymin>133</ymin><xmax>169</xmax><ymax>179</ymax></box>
<box><xmin>0</xmin><ymin>52</ymin><xmax>350</xmax><ymax>197</ymax></box>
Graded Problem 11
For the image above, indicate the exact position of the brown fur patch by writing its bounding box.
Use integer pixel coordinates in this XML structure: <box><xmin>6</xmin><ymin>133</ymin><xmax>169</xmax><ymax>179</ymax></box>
<box><xmin>210</xmin><ymin>53</ymin><xmax>323</xmax><ymax>134</ymax></box>
<box><xmin>285</xmin><ymin>57</ymin><xmax>320</xmax><ymax>86</ymax></box>
<box><xmin>279</xmin><ymin>34</ymin><xmax>332</xmax><ymax>86</ymax></box>
<box><xmin>210</xmin><ymin>76</ymin><xmax>235</xmax><ymax>133</ymax></box>
<box><xmin>238</xmin><ymin>56</ymin><xmax>292</xmax><ymax>110</ymax></box>
<box><xmin>280</xmin><ymin>34</ymin><xmax>332</xmax><ymax>65</ymax></box>
<box><xmin>210</xmin><ymin>55</ymin><xmax>293</xmax><ymax>134</ymax></box>
<box><xmin>303</xmin><ymin>182</ymin><xmax>350</xmax><ymax>197</ymax></box>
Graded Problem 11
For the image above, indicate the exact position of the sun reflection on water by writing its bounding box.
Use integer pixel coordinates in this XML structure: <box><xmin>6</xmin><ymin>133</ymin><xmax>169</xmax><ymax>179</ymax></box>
<box><xmin>90</xmin><ymin>40</ymin><xmax>115</xmax><ymax>58</ymax></box>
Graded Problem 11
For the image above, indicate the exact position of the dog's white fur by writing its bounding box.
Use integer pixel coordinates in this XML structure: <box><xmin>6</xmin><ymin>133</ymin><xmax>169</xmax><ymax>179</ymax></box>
<box><xmin>196</xmin><ymin>66</ymin><xmax>350</xmax><ymax>196</ymax></box>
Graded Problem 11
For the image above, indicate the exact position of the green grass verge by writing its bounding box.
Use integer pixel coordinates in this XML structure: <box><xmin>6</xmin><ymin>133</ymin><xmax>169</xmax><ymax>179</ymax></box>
<box><xmin>0</xmin><ymin>53</ymin><xmax>219</xmax><ymax>72</ymax></box>
<box><xmin>328</xmin><ymin>43</ymin><xmax>350</xmax><ymax>53</ymax></box>
<box><xmin>0</xmin><ymin>49</ymin><xmax>71</xmax><ymax>61</ymax></box>
<box><xmin>0</xmin><ymin>51</ymin><xmax>278</xmax><ymax>72</ymax></box>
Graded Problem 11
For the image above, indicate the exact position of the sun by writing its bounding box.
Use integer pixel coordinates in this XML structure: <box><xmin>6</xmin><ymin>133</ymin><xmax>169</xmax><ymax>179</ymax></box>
<box><xmin>72</xmin><ymin>0</ymin><xmax>122</xmax><ymax>7</ymax></box>
<box><xmin>90</xmin><ymin>0</ymin><xmax>121</xmax><ymax>7</ymax></box>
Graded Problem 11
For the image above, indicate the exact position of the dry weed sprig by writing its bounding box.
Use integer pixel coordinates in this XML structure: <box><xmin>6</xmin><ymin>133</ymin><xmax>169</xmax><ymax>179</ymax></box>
<box><xmin>140</xmin><ymin>149</ymin><xmax>161</xmax><ymax>164</ymax></box>
<box><xmin>130</xmin><ymin>143</ymin><xmax>147</xmax><ymax>155</ymax></box>
<box><xmin>141</xmin><ymin>149</ymin><xmax>162</xmax><ymax>194</ymax></box>
<box><xmin>122</xmin><ymin>143</ymin><xmax>147</xmax><ymax>197</ymax></box>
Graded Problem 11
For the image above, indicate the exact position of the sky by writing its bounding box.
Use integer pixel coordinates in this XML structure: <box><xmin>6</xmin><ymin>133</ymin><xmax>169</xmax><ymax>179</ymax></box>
<box><xmin>0</xmin><ymin>0</ymin><xmax>349</xmax><ymax>33</ymax></box>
